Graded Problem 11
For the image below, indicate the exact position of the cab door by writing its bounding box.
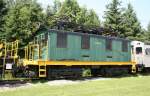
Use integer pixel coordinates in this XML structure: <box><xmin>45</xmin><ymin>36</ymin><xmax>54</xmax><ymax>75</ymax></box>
<box><xmin>135</xmin><ymin>47</ymin><xmax>143</xmax><ymax>64</ymax></box>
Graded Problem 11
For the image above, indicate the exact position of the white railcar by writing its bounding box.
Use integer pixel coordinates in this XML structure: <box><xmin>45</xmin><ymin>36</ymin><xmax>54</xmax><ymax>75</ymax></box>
<box><xmin>131</xmin><ymin>41</ymin><xmax>150</xmax><ymax>71</ymax></box>
<box><xmin>143</xmin><ymin>44</ymin><xmax>150</xmax><ymax>68</ymax></box>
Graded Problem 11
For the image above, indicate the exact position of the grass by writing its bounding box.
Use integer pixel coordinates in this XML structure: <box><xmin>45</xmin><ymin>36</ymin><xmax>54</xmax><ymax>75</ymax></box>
<box><xmin>1</xmin><ymin>76</ymin><xmax>150</xmax><ymax>96</ymax></box>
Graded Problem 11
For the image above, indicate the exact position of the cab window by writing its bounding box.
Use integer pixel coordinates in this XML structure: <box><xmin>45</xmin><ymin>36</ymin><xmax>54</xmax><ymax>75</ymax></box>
<box><xmin>136</xmin><ymin>47</ymin><xmax>142</xmax><ymax>54</ymax></box>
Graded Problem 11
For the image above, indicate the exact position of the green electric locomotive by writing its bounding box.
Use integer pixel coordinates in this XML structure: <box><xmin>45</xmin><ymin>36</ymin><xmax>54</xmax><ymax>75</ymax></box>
<box><xmin>22</xmin><ymin>29</ymin><xmax>136</xmax><ymax>79</ymax></box>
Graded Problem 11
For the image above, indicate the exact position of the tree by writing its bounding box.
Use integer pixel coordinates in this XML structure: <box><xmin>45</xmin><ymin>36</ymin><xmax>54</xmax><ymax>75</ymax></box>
<box><xmin>103</xmin><ymin>0</ymin><xmax>123</xmax><ymax>36</ymax></box>
<box><xmin>122</xmin><ymin>4</ymin><xmax>142</xmax><ymax>40</ymax></box>
<box><xmin>53</xmin><ymin>0</ymin><xmax>61</xmax><ymax>14</ymax></box>
<box><xmin>5</xmin><ymin>0</ymin><xmax>15</xmax><ymax>7</ymax></box>
<box><xmin>56</xmin><ymin>0</ymin><xmax>81</xmax><ymax>30</ymax></box>
<box><xmin>84</xmin><ymin>9</ymin><xmax>100</xmax><ymax>30</ymax></box>
<box><xmin>144</xmin><ymin>22</ymin><xmax>150</xmax><ymax>43</ymax></box>
<box><xmin>45</xmin><ymin>0</ymin><xmax>101</xmax><ymax>32</ymax></box>
<box><xmin>0</xmin><ymin>0</ymin><xmax>7</xmax><ymax>37</ymax></box>
<box><xmin>76</xmin><ymin>8</ymin><xmax>100</xmax><ymax>32</ymax></box>
<box><xmin>4</xmin><ymin>0</ymin><xmax>44</xmax><ymax>45</ymax></box>
<box><xmin>45</xmin><ymin>0</ymin><xmax>62</xmax><ymax>29</ymax></box>
<box><xmin>148</xmin><ymin>22</ymin><xmax>150</xmax><ymax>32</ymax></box>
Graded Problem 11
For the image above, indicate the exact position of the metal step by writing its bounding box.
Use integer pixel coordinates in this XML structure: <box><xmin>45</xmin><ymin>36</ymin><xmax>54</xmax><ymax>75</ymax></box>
<box><xmin>39</xmin><ymin>65</ymin><xmax>46</xmax><ymax>77</ymax></box>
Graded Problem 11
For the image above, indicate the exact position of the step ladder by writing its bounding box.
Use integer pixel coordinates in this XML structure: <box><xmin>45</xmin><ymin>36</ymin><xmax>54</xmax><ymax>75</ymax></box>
<box><xmin>39</xmin><ymin>63</ymin><xmax>46</xmax><ymax>78</ymax></box>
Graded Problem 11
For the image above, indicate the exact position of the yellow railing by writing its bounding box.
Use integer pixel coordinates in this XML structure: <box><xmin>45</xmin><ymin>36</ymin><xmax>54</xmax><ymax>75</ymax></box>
<box><xmin>25</xmin><ymin>43</ymin><xmax>40</xmax><ymax>60</ymax></box>
<box><xmin>4</xmin><ymin>40</ymin><xmax>18</xmax><ymax>59</ymax></box>
<box><xmin>0</xmin><ymin>40</ymin><xmax>19</xmax><ymax>79</ymax></box>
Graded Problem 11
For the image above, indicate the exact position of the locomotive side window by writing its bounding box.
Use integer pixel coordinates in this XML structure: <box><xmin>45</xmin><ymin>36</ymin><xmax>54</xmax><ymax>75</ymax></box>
<box><xmin>106</xmin><ymin>38</ymin><xmax>112</xmax><ymax>51</ymax></box>
<box><xmin>136</xmin><ymin>47</ymin><xmax>142</xmax><ymax>54</ymax></box>
<box><xmin>81</xmin><ymin>35</ymin><xmax>90</xmax><ymax>49</ymax></box>
<box><xmin>145</xmin><ymin>48</ymin><xmax>150</xmax><ymax>55</ymax></box>
<box><xmin>122</xmin><ymin>41</ymin><xmax>128</xmax><ymax>52</ymax></box>
<box><xmin>57</xmin><ymin>33</ymin><xmax>67</xmax><ymax>48</ymax></box>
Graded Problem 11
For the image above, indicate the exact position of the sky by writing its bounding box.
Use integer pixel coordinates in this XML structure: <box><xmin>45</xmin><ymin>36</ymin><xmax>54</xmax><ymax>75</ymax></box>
<box><xmin>37</xmin><ymin>0</ymin><xmax>150</xmax><ymax>29</ymax></box>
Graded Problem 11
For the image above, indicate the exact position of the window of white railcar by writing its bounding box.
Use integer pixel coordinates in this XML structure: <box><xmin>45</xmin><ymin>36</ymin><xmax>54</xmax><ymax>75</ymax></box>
<box><xmin>136</xmin><ymin>47</ymin><xmax>142</xmax><ymax>54</ymax></box>
<box><xmin>145</xmin><ymin>48</ymin><xmax>150</xmax><ymax>55</ymax></box>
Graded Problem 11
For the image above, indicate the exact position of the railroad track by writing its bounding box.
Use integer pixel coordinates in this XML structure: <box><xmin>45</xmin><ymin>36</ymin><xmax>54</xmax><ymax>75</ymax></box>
<box><xmin>0</xmin><ymin>80</ymin><xmax>30</xmax><ymax>87</ymax></box>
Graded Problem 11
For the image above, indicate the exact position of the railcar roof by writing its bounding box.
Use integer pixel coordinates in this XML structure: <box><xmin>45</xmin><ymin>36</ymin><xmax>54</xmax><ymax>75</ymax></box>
<box><xmin>47</xmin><ymin>29</ymin><xmax>130</xmax><ymax>42</ymax></box>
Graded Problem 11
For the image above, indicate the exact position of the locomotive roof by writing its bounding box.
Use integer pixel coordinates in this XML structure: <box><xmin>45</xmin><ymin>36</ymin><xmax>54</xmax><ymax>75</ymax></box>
<box><xmin>38</xmin><ymin>29</ymin><xmax>130</xmax><ymax>42</ymax></box>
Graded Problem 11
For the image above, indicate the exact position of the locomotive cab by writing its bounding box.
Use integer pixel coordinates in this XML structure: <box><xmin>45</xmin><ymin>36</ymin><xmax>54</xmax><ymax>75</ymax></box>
<box><xmin>131</xmin><ymin>41</ymin><xmax>144</xmax><ymax>71</ymax></box>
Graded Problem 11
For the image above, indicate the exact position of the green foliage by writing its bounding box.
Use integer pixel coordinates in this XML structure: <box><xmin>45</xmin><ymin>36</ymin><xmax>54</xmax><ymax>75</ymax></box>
<box><xmin>53</xmin><ymin>0</ymin><xmax>62</xmax><ymax>14</ymax></box>
<box><xmin>4</xmin><ymin>0</ymin><xmax>44</xmax><ymax>45</ymax></box>
<box><xmin>58</xmin><ymin>0</ymin><xmax>81</xmax><ymax>30</ymax></box>
<box><xmin>82</xmin><ymin>68</ymin><xmax>91</xmax><ymax>77</ymax></box>
<box><xmin>5</xmin><ymin>0</ymin><xmax>15</xmax><ymax>7</ymax></box>
<box><xmin>104</xmin><ymin>0</ymin><xmax>144</xmax><ymax>41</ymax></box>
<box><xmin>147</xmin><ymin>22</ymin><xmax>150</xmax><ymax>32</ymax></box>
<box><xmin>122</xmin><ymin>4</ymin><xmax>142</xmax><ymax>40</ymax></box>
<box><xmin>77</xmin><ymin>8</ymin><xmax>100</xmax><ymax>30</ymax></box>
<box><xmin>45</xmin><ymin>0</ymin><xmax>100</xmax><ymax>31</ymax></box>
<box><xmin>0</xmin><ymin>0</ymin><xmax>7</xmax><ymax>36</ymax></box>
<box><xmin>104</xmin><ymin>0</ymin><xmax>122</xmax><ymax>36</ymax></box>
<box><xmin>45</xmin><ymin>0</ymin><xmax>62</xmax><ymax>29</ymax></box>
<box><xmin>144</xmin><ymin>22</ymin><xmax>150</xmax><ymax>43</ymax></box>
<box><xmin>139</xmin><ymin>28</ymin><xmax>147</xmax><ymax>42</ymax></box>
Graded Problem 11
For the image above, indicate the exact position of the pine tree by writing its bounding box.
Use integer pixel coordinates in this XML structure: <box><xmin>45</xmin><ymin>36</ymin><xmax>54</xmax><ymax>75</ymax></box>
<box><xmin>144</xmin><ymin>22</ymin><xmax>150</xmax><ymax>43</ymax></box>
<box><xmin>122</xmin><ymin>3</ymin><xmax>142</xmax><ymax>40</ymax></box>
<box><xmin>103</xmin><ymin>0</ymin><xmax>123</xmax><ymax>36</ymax></box>
<box><xmin>76</xmin><ymin>9</ymin><xmax>100</xmax><ymax>31</ymax></box>
<box><xmin>147</xmin><ymin>22</ymin><xmax>150</xmax><ymax>33</ymax></box>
